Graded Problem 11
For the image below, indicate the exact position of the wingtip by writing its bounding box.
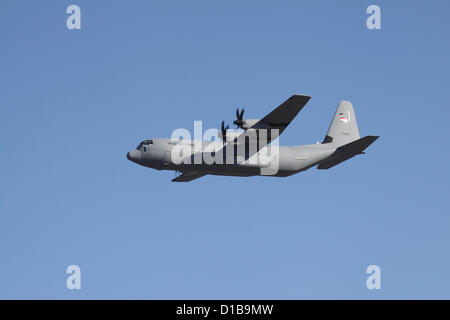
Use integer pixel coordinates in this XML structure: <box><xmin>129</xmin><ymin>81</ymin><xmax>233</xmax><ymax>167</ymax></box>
<box><xmin>292</xmin><ymin>94</ymin><xmax>311</xmax><ymax>99</ymax></box>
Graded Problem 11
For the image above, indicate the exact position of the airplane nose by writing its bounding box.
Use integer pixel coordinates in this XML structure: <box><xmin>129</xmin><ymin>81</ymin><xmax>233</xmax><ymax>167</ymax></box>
<box><xmin>127</xmin><ymin>150</ymin><xmax>141</xmax><ymax>162</ymax></box>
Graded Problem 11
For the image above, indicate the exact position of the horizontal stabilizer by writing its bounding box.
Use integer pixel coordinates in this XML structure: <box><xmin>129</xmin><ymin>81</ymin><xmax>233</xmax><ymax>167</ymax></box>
<box><xmin>336</xmin><ymin>135</ymin><xmax>379</xmax><ymax>155</ymax></box>
<box><xmin>317</xmin><ymin>135</ymin><xmax>379</xmax><ymax>169</ymax></box>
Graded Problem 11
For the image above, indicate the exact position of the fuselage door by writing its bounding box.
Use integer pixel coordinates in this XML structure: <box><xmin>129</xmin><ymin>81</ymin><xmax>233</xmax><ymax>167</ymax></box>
<box><xmin>164</xmin><ymin>151</ymin><xmax>171</xmax><ymax>165</ymax></box>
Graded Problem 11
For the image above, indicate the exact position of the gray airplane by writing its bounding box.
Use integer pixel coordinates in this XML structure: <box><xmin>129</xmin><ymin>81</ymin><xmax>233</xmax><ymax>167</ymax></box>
<box><xmin>127</xmin><ymin>95</ymin><xmax>379</xmax><ymax>182</ymax></box>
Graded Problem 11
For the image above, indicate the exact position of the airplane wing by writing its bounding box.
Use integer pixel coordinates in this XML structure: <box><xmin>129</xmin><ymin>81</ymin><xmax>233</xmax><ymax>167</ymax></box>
<box><xmin>241</xmin><ymin>94</ymin><xmax>311</xmax><ymax>159</ymax></box>
<box><xmin>181</xmin><ymin>94</ymin><xmax>311</xmax><ymax>172</ymax></box>
<box><xmin>251</xmin><ymin>94</ymin><xmax>311</xmax><ymax>134</ymax></box>
<box><xmin>172</xmin><ymin>171</ymin><xmax>207</xmax><ymax>182</ymax></box>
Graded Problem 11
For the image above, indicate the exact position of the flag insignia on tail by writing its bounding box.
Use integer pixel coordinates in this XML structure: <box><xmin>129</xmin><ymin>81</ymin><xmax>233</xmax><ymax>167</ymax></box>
<box><xmin>339</xmin><ymin>112</ymin><xmax>349</xmax><ymax>123</ymax></box>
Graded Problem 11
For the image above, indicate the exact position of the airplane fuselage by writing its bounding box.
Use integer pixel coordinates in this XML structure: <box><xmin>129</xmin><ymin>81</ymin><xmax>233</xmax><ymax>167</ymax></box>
<box><xmin>127</xmin><ymin>138</ymin><xmax>336</xmax><ymax>177</ymax></box>
<box><xmin>126</xmin><ymin>95</ymin><xmax>378</xmax><ymax>182</ymax></box>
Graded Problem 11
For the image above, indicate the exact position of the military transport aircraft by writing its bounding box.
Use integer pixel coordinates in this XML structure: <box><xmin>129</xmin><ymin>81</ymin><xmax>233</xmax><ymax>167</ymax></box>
<box><xmin>127</xmin><ymin>95</ymin><xmax>378</xmax><ymax>182</ymax></box>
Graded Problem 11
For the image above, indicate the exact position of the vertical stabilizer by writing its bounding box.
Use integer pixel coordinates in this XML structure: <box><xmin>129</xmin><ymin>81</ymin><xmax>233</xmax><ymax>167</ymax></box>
<box><xmin>322</xmin><ymin>101</ymin><xmax>360</xmax><ymax>146</ymax></box>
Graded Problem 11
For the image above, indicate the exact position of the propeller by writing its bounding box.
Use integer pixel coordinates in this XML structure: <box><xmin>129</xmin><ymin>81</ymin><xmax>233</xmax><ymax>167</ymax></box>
<box><xmin>220</xmin><ymin>121</ymin><xmax>229</xmax><ymax>144</ymax></box>
<box><xmin>233</xmin><ymin>108</ymin><xmax>245</xmax><ymax>128</ymax></box>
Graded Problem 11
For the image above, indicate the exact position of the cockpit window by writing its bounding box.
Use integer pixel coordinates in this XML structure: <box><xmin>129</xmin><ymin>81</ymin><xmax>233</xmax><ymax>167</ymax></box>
<box><xmin>136</xmin><ymin>140</ymin><xmax>153</xmax><ymax>150</ymax></box>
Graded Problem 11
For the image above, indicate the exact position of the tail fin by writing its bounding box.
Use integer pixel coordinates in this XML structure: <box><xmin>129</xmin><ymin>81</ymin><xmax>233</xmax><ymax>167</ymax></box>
<box><xmin>322</xmin><ymin>101</ymin><xmax>360</xmax><ymax>146</ymax></box>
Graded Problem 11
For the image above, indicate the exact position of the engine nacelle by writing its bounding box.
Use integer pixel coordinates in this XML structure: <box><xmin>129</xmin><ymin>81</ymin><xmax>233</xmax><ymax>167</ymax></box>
<box><xmin>218</xmin><ymin>128</ymin><xmax>263</xmax><ymax>143</ymax></box>
<box><xmin>218</xmin><ymin>130</ymin><xmax>242</xmax><ymax>142</ymax></box>
<box><xmin>240</xmin><ymin>119</ymin><xmax>260</xmax><ymax>130</ymax></box>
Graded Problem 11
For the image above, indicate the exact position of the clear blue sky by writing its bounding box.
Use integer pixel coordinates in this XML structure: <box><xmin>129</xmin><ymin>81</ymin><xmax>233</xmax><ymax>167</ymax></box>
<box><xmin>1</xmin><ymin>0</ymin><xmax>449</xmax><ymax>299</ymax></box>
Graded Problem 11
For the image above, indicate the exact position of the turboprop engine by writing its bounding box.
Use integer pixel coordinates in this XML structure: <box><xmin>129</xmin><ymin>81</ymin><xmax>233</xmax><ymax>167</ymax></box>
<box><xmin>233</xmin><ymin>108</ymin><xmax>261</xmax><ymax>129</ymax></box>
<box><xmin>218</xmin><ymin>129</ymin><xmax>242</xmax><ymax>142</ymax></box>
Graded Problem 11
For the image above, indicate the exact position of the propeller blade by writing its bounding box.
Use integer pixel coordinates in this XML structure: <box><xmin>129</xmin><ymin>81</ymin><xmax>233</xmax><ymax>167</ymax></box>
<box><xmin>239</xmin><ymin>108</ymin><xmax>244</xmax><ymax>120</ymax></box>
<box><xmin>234</xmin><ymin>108</ymin><xmax>245</xmax><ymax>128</ymax></box>
<box><xmin>221</xmin><ymin>121</ymin><xmax>228</xmax><ymax>144</ymax></box>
